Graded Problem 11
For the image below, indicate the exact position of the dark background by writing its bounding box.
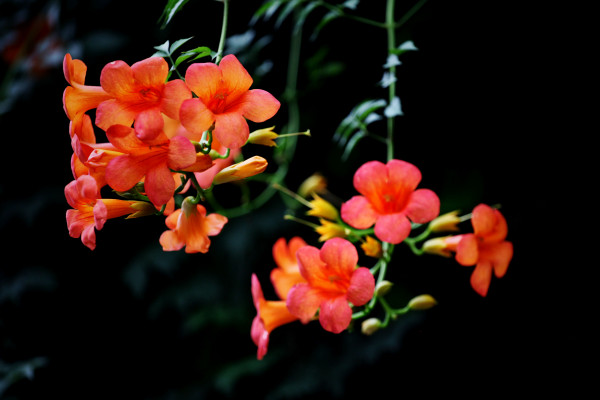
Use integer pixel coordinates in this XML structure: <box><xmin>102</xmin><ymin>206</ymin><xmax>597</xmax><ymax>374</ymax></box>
<box><xmin>0</xmin><ymin>0</ymin><xmax>578</xmax><ymax>398</ymax></box>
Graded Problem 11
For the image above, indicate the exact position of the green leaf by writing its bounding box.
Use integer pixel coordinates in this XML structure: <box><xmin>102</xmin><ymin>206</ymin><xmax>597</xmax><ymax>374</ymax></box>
<box><xmin>334</xmin><ymin>99</ymin><xmax>386</xmax><ymax>145</ymax></box>
<box><xmin>251</xmin><ymin>0</ymin><xmax>283</xmax><ymax>25</ymax></box>
<box><xmin>391</xmin><ymin>40</ymin><xmax>419</xmax><ymax>55</ymax></box>
<box><xmin>169</xmin><ymin>36</ymin><xmax>194</xmax><ymax>54</ymax></box>
<box><xmin>342</xmin><ymin>131</ymin><xmax>367</xmax><ymax>160</ymax></box>
<box><xmin>275</xmin><ymin>0</ymin><xmax>302</xmax><ymax>29</ymax></box>
<box><xmin>158</xmin><ymin>0</ymin><xmax>190</xmax><ymax>29</ymax></box>
<box><xmin>311</xmin><ymin>9</ymin><xmax>342</xmax><ymax>40</ymax></box>
<box><xmin>293</xmin><ymin>1</ymin><xmax>319</xmax><ymax>33</ymax></box>
<box><xmin>153</xmin><ymin>40</ymin><xmax>170</xmax><ymax>57</ymax></box>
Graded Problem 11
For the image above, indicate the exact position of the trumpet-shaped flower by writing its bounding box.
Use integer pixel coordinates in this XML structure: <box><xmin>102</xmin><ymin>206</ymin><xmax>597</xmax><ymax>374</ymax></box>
<box><xmin>63</xmin><ymin>53</ymin><xmax>111</xmax><ymax>142</ymax></box>
<box><xmin>270</xmin><ymin>237</ymin><xmax>308</xmax><ymax>300</ymax></box>
<box><xmin>96</xmin><ymin>56</ymin><xmax>191</xmax><ymax>140</ymax></box>
<box><xmin>251</xmin><ymin>274</ymin><xmax>298</xmax><ymax>360</ymax></box>
<box><xmin>159</xmin><ymin>197</ymin><xmax>228</xmax><ymax>253</ymax></box>
<box><xmin>341</xmin><ymin>159</ymin><xmax>440</xmax><ymax>244</ymax></box>
<box><xmin>444</xmin><ymin>204</ymin><xmax>513</xmax><ymax>297</ymax></box>
<box><xmin>180</xmin><ymin>54</ymin><xmax>280</xmax><ymax>149</ymax></box>
<box><xmin>211</xmin><ymin>155</ymin><xmax>268</xmax><ymax>185</ymax></box>
<box><xmin>104</xmin><ymin>125</ymin><xmax>210</xmax><ymax>207</ymax></box>
<box><xmin>286</xmin><ymin>238</ymin><xmax>375</xmax><ymax>334</ymax></box>
<box><xmin>65</xmin><ymin>175</ymin><xmax>155</xmax><ymax>250</ymax></box>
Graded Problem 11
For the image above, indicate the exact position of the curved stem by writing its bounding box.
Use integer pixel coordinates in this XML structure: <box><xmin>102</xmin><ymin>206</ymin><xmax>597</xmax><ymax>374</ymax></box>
<box><xmin>215</xmin><ymin>0</ymin><xmax>230</xmax><ymax>64</ymax></box>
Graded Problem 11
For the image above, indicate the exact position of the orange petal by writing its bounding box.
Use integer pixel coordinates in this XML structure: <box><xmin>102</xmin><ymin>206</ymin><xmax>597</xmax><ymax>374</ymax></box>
<box><xmin>185</xmin><ymin>62</ymin><xmax>222</xmax><ymax>103</ymax></box>
<box><xmin>179</xmin><ymin>98</ymin><xmax>215</xmax><ymax>136</ymax></box>
<box><xmin>455</xmin><ymin>234</ymin><xmax>479</xmax><ymax>266</ymax></box>
<box><xmin>470</xmin><ymin>260</ymin><xmax>493</xmax><ymax>297</ymax></box>
<box><xmin>213</xmin><ymin>112</ymin><xmax>249</xmax><ymax>149</ymax></box>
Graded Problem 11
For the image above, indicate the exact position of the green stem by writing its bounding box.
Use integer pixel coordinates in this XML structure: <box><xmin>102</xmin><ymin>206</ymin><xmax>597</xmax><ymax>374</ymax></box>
<box><xmin>386</xmin><ymin>0</ymin><xmax>396</xmax><ymax>162</ymax></box>
<box><xmin>215</xmin><ymin>0</ymin><xmax>230</xmax><ymax>64</ymax></box>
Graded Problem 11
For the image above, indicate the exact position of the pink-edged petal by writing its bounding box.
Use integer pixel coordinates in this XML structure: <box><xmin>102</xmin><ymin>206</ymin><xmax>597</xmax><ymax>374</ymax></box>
<box><xmin>100</xmin><ymin>60</ymin><xmax>134</xmax><ymax>96</ymax></box>
<box><xmin>352</xmin><ymin>160</ymin><xmax>388</xmax><ymax>200</ymax></box>
<box><xmin>185</xmin><ymin>62</ymin><xmax>222</xmax><ymax>103</ymax></box>
<box><xmin>105</xmin><ymin>155</ymin><xmax>147</xmax><ymax>192</ymax></box>
<box><xmin>205</xmin><ymin>213</ymin><xmax>228</xmax><ymax>236</ymax></box>
<box><xmin>341</xmin><ymin>195</ymin><xmax>378</xmax><ymax>230</ymax></box>
<box><xmin>93</xmin><ymin>200</ymin><xmax>107</xmax><ymax>230</ymax></box>
<box><xmin>251</xmin><ymin>273</ymin><xmax>264</xmax><ymax>306</ymax></box>
<box><xmin>219</xmin><ymin>54</ymin><xmax>253</xmax><ymax>100</ymax></box>
<box><xmin>131</xmin><ymin>57</ymin><xmax>168</xmax><ymax>88</ymax></box>
<box><xmin>251</xmin><ymin>315</ymin><xmax>269</xmax><ymax>360</ymax></box>
<box><xmin>386</xmin><ymin>159</ymin><xmax>422</xmax><ymax>193</ymax></box>
<box><xmin>319</xmin><ymin>237</ymin><xmax>358</xmax><ymax>277</ymax></box>
<box><xmin>161</xmin><ymin>79</ymin><xmax>192</xmax><ymax>119</ymax></box>
<box><xmin>179</xmin><ymin>98</ymin><xmax>215</xmax><ymax>136</ymax></box>
<box><xmin>105</xmin><ymin>124</ymin><xmax>146</xmax><ymax>152</ymax></box>
<box><xmin>286</xmin><ymin>283</ymin><xmax>321</xmax><ymax>324</ymax></box>
<box><xmin>167</xmin><ymin>135</ymin><xmax>197</xmax><ymax>170</ymax></box>
<box><xmin>374</xmin><ymin>213</ymin><xmax>411</xmax><ymax>244</ymax></box>
<box><xmin>95</xmin><ymin>98</ymin><xmax>135</xmax><ymax>131</ymax></box>
<box><xmin>213</xmin><ymin>112</ymin><xmax>249</xmax><ymax>149</ymax></box>
<box><xmin>295</xmin><ymin>245</ymin><xmax>325</xmax><ymax>284</ymax></box>
<box><xmin>455</xmin><ymin>233</ymin><xmax>479</xmax><ymax>266</ymax></box>
<box><xmin>145</xmin><ymin>163</ymin><xmax>176</xmax><ymax>206</ymax></box>
<box><xmin>134</xmin><ymin>108</ymin><xmax>164</xmax><ymax>142</ymax></box>
<box><xmin>318</xmin><ymin>296</ymin><xmax>352</xmax><ymax>334</ymax></box>
<box><xmin>470</xmin><ymin>260</ymin><xmax>493</xmax><ymax>297</ymax></box>
<box><xmin>405</xmin><ymin>188</ymin><xmax>440</xmax><ymax>224</ymax></box>
<box><xmin>347</xmin><ymin>267</ymin><xmax>375</xmax><ymax>306</ymax></box>
<box><xmin>80</xmin><ymin>224</ymin><xmax>97</xmax><ymax>251</ymax></box>
<box><xmin>239</xmin><ymin>89</ymin><xmax>280</xmax><ymax>122</ymax></box>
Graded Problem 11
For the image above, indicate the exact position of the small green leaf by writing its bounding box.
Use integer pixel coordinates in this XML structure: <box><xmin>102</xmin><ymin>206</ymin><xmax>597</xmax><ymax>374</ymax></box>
<box><xmin>251</xmin><ymin>0</ymin><xmax>283</xmax><ymax>25</ymax></box>
<box><xmin>342</xmin><ymin>131</ymin><xmax>367</xmax><ymax>160</ymax></box>
<box><xmin>153</xmin><ymin>40</ymin><xmax>170</xmax><ymax>56</ymax></box>
<box><xmin>169</xmin><ymin>36</ymin><xmax>194</xmax><ymax>54</ymax></box>
<box><xmin>275</xmin><ymin>0</ymin><xmax>302</xmax><ymax>29</ymax></box>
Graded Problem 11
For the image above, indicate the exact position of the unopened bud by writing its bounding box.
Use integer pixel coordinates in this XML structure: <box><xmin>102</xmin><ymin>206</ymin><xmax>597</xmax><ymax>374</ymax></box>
<box><xmin>408</xmin><ymin>294</ymin><xmax>437</xmax><ymax>310</ymax></box>
<box><xmin>297</xmin><ymin>173</ymin><xmax>327</xmax><ymax>198</ymax></box>
<box><xmin>422</xmin><ymin>237</ymin><xmax>453</xmax><ymax>257</ymax></box>
<box><xmin>361</xmin><ymin>318</ymin><xmax>382</xmax><ymax>335</ymax></box>
<box><xmin>374</xmin><ymin>280</ymin><xmax>393</xmax><ymax>297</ymax></box>
<box><xmin>361</xmin><ymin>236</ymin><xmax>382</xmax><ymax>258</ymax></box>
<box><xmin>247</xmin><ymin>126</ymin><xmax>279</xmax><ymax>147</ymax></box>
<box><xmin>306</xmin><ymin>194</ymin><xmax>338</xmax><ymax>220</ymax></box>
<box><xmin>429</xmin><ymin>211</ymin><xmax>461</xmax><ymax>233</ymax></box>
<box><xmin>126</xmin><ymin>201</ymin><xmax>158</xmax><ymax>219</ymax></box>
<box><xmin>315</xmin><ymin>219</ymin><xmax>350</xmax><ymax>241</ymax></box>
<box><xmin>212</xmin><ymin>156</ymin><xmax>268</xmax><ymax>185</ymax></box>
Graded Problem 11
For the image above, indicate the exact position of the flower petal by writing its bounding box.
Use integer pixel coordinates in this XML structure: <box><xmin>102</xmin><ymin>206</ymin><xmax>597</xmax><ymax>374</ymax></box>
<box><xmin>347</xmin><ymin>267</ymin><xmax>375</xmax><ymax>306</ymax></box>
<box><xmin>131</xmin><ymin>57</ymin><xmax>168</xmax><ymax>88</ymax></box>
<box><xmin>470</xmin><ymin>260</ymin><xmax>493</xmax><ymax>297</ymax></box>
<box><xmin>319</xmin><ymin>237</ymin><xmax>358</xmax><ymax>277</ymax></box>
<box><xmin>295</xmin><ymin>245</ymin><xmax>325</xmax><ymax>284</ymax></box>
<box><xmin>455</xmin><ymin>233</ymin><xmax>479</xmax><ymax>266</ymax></box>
<box><xmin>159</xmin><ymin>229</ymin><xmax>185</xmax><ymax>252</ymax></box>
<box><xmin>219</xmin><ymin>54</ymin><xmax>253</xmax><ymax>100</ymax></box>
<box><xmin>134</xmin><ymin>108</ymin><xmax>164</xmax><ymax>142</ymax></box>
<box><xmin>213</xmin><ymin>112</ymin><xmax>249</xmax><ymax>149</ymax></box>
<box><xmin>286</xmin><ymin>283</ymin><xmax>321</xmax><ymax>324</ymax></box>
<box><xmin>168</xmin><ymin>136</ymin><xmax>197</xmax><ymax>170</ymax></box>
<box><xmin>95</xmin><ymin>98</ymin><xmax>136</xmax><ymax>131</ymax></box>
<box><xmin>405</xmin><ymin>188</ymin><xmax>440</xmax><ymax>224</ymax></box>
<box><xmin>185</xmin><ymin>62</ymin><xmax>222</xmax><ymax>103</ymax></box>
<box><xmin>240</xmin><ymin>89</ymin><xmax>281</xmax><ymax>122</ymax></box>
<box><xmin>341</xmin><ymin>195</ymin><xmax>377</xmax><ymax>229</ymax></box>
<box><xmin>161</xmin><ymin>79</ymin><xmax>192</xmax><ymax>120</ymax></box>
<box><xmin>205</xmin><ymin>213</ymin><xmax>228</xmax><ymax>236</ymax></box>
<box><xmin>318</xmin><ymin>296</ymin><xmax>352</xmax><ymax>334</ymax></box>
<box><xmin>489</xmin><ymin>241</ymin><xmax>513</xmax><ymax>278</ymax></box>
<box><xmin>105</xmin><ymin>155</ymin><xmax>146</xmax><ymax>192</ymax></box>
<box><xmin>100</xmin><ymin>60</ymin><xmax>134</xmax><ymax>97</ymax></box>
<box><xmin>145</xmin><ymin>163</ymin><xmax>176</xmax><ymax>206</ymax></box>
<box><xmin>386</xmin><ymin>159</ymin><xmax>422</xmax><ymax>193</ymax></box>
<box><xmin>374</xmin><ymin>213</ymin><xmax>411</xmax><ymax>244</ymax></box>
<box><xmin>179</xmin><ymin>98</ymin><xmax>215</xmax><ymax>136</ymax></box>
<box><xmin>352</xmin><ymin>160</ymin><xmax>388</xmax><ymax>200</ymax></box>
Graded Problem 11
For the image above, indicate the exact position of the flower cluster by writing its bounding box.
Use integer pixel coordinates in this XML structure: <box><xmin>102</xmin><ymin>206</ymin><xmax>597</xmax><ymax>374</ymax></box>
<box><xmin>63</xmin><ymin>53</ymin><xmax>280</xmax><ymax>250</ymax></box>
<box><xmin>251</xmin><ymin>159</ymin><xmax>514</xmax><ymax>359</ymax></box>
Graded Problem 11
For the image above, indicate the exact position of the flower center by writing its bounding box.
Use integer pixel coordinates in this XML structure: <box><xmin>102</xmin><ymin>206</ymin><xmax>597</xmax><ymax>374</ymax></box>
<box><xmin>209</xmin><ymin>91</ymin><xmax>229</xmax><ymax>113</ymax></box>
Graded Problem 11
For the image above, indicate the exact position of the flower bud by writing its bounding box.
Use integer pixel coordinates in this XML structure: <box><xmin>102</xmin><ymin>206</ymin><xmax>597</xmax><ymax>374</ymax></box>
<box><xmin>374</xmin><ymin>280</ymin><xmax>393</xmax><ymax>297</ymax></box>
<box><xmin>315</xmin><ymin>219</ymin><xmax>350</xmax><ymax>241</ymax></box>
<box><xmin>429</xmin><ymin>210</ymin><xmax>461</xmax><ymax>233</ymax></box>
<box><xmin>306</xmin><ymin>194</ymin><xmax>338</xmax><ymax>221</ymax></box>
<box><xmin>212</xmin><ymin>156</ymin><xmax>268</xmax><ymax>185</ymax></box>
<box><xmin>247</xmin><ymin>126</ymin><xmax>278</xmax><ymax>147</ymax></box>
<box><xmin>361</xmin><ymin>318</ymin><xmax>382</xmax><ymax>336</ymax></box>
<box><xmin>297</xmin><ymin>173</ymin><xmax>327</xmax><ymax>198</ymax></box>
<box><xmin>422</xmin><ymin>237</ymin><xmax>453</xmax><ymax>257</ymax></box>
<box><xmin>408</xmin><ymin>294</ymin><xmax>437</xmax><ymax>310</ymax></box>
<box><xmin>361</xmin><ymin>236</ymin><xmax>382</xmax><ymax>258</ymax></box>
<box><xmin>126</xmin><ymin>201</ymin><xmax>158</xmax><ymax>219</ymax></box>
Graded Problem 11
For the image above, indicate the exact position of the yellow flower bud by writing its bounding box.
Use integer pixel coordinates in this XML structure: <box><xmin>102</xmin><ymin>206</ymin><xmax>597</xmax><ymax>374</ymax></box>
<box><xmin>247</xmin><ymin>126</ymin><xmax>279</xmax><ymax>147</ymax></box>
<box><xmin>361</xmin><ymin>236</ymin><xmax>382</xmax><ymax>258</ymax></box>
<box><xmin>212</xmin><ymin>156</ymin><xmax>268</xmax><ymax>185</ymax></box>
<box><xmin>361</xmin><ymin>318</ymin><xmax>382</xmax><ymax>336</ymax></box>
<box><xmin>315</xmin><ymin>219</ymin><xmax>350</xmax><ymax>241</ymax></box>
<box><xmin>422</xmin><ymin>237</ymin><xmax>453</xmax><ymax>257</ymax></box>
<box><xmin>125</xmin><ymin>201</ymin><xmax>157</xmax><ymax>219</ymax></box>
<box><xmin>429</xmin><ymin>210</ymin><xmax>461</xmax><ymax>233</ymax></box>
<box><xmin>297</xmin><ymin>173</ymin><xmax>327</xmax><ymax>198</ymax></box>
<box><xmin>408</xmin><ymin>294</ymin><xmax>437</xmax><ymax>310</ymax></box>
<box><xmin>306</xmin><ymin>194</ymin><xmax>339</xmax><ymax>221</ymax></box>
